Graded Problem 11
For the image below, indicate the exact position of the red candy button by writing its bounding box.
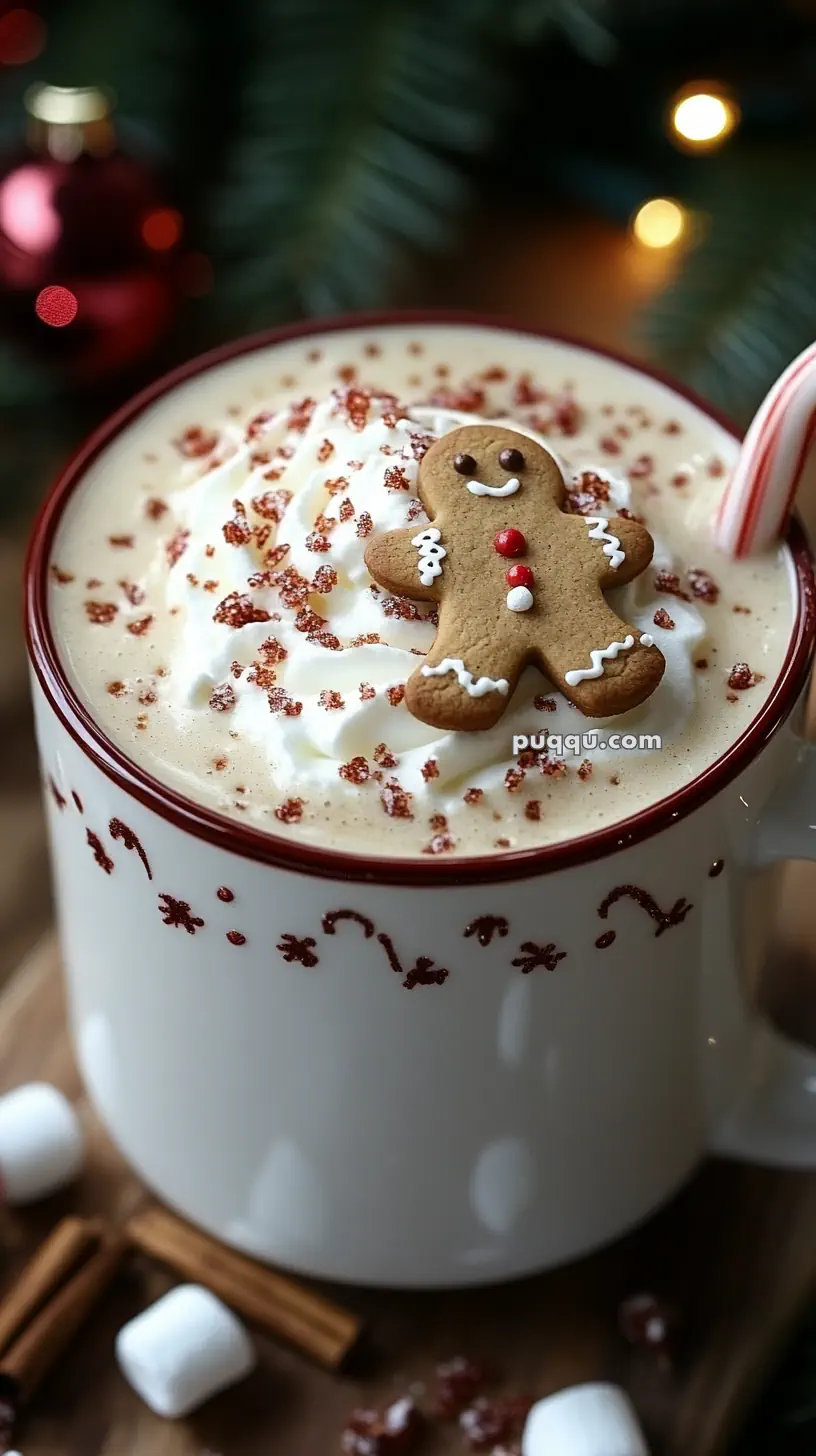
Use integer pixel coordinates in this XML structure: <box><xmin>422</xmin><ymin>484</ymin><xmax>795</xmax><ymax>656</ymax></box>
<box><xmin>506</xmin><ymin>563</ymin><xmax>534</xmax><ymax>589</ymax></box>
<box><xmin>494</xmin><ymin>527</ymin><xmax>526</xmax><ymax>557</ymax></box>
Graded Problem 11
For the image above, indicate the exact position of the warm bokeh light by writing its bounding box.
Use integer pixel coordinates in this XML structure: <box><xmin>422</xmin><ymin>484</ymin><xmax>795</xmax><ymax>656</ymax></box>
<box><xmin>35</xmin><ymin>285</ymin><xmax>78</xmax><ymax>327</ymax></box>
<box><xmin>631</xmin><ymin>198</ymin><xmax>687</xmax><ymax>250</ymax></box>
<box><xmin>0</xmin><ymin>165</ymin><xmax>61</xmax><ymax>253</ymax></box>
<box><xmin>670</xmin><ymin>88</ymin><xmax>739</xmax><ymax>150</ymax></box>
<box><xmin>0</xmin><ymin>8</ymin><xmax>46</xmax><ymax>65</ymax></box>
<box><xmin>141</xmin><ymin>208</ymin><xmax>183</xmax><ymax>252</ymax></box>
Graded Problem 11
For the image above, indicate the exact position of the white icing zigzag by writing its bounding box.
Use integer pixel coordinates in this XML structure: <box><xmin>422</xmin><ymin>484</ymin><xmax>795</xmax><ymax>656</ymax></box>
<box><xmin>565</xmin><ymin>635</ymin><xmax>635</xmax><ymax>686</ymax></box>
<box><xmin>466</xmin><ymin>477</ymin><xmax>521</xmax><ymax>498</ymax></box>
<box><xmin>411</xmin><ymin>527</ymin><xmax>446</xmax><ymax>586</ymax></box>
<box><xmin>421</xmin><ymin>658</ymin><xmax>510</xmax><ymax>697</ymax></box>
<box><xmin>586</xmin><ymin>515</ymin><xmax>624</xmax><ymax>570</ymax></box>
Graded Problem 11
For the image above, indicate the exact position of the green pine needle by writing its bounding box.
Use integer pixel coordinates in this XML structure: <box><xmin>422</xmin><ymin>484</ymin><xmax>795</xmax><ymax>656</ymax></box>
<box><xmin>637</xmin><ymin>150</ymin><xmax>816</xmax><ymax>426</ymax></box>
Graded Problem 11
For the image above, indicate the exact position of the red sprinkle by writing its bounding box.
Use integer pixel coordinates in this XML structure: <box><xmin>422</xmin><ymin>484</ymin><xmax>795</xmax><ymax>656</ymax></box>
<box><xmin>653</xmin><ymin>607</ymin><xmax>675</xmax><ymax>629</ymax></box>
<box><xmin>275</xmin><ymin>798</ymin><xmax>305</xmax><ymax>823</ymax></box>
<box><xmin>213</xmin><ymin>593</ymin><xmax>271</xmax><ymax>627</ymax></box>
<box><xmin>307</xmin><ymin>630</ymin><xmax>342</xmax><ymax>650</ymax></box>
<box><xmin>318</xmin><ymin>689</ymin><xmax>345</xmax><ymax>710</ymax></box>
<box><xmin>654</xmin><ymin>570</ymin><xmax>691</xmax><ymax>601</ymax></box>
<box><xmin>380</xmin><ymin>778</ymin><xmax>413</xmax><ymax>819</ymax></box>
<box><xmin>127</xmin><ymin>615</ymin><xmax>152</xmax><ymax>638</ymax></box>
<box><xmin>373</xmin><ymin>743</ymin><xmax>399</xmax><ymax>768</ymax></box>
<box><xmin>578</xmin><ymin>759</ymin><xmax>593</xmax><ymax>781</ymax></box>
<box><xmin>209</xmin><ymin>683</ymin><xmax>236</xmax><ymax>712</ymax></box>
<box><xmin>359</xmin><ymin>682</ymin><xmax>376</xmax><ymax>701</ymax></box>
<box><xmin>84</xmin><ymin>601</ymin><xmax>117</xmax><ymax>625</ymax></box>
<box><xmin>533</xmin><ymin>696</ymin><xmax>556</xmax><ymax>711</ymax></box>
<box><xmin>525</xmin><ymin>800</ymin><xmax>542</xmax><ymax>821</ymax></box>
<box><xmin>459</xmin><ymin>1397</ymin><xmax>532</xmax><ymax>1451</ymax></box>
<box><xmin>423</xmin><ymin>833</ymin><xmax>456</xmax><ymax>854</ymax></box>
<box><xmin>174</xmin><ymin>425</ymin><xmax>218</xmax><ymax>458</ymax></box>
<box><xmin>223</xmin><ymin>500</ymin><xmax>253</xmax><ymax>546</ymax></box>
<box><xmin>339</xmin><ymin>757</ymin><xmax>371</xmax><ymax>784</ymax></box>
<box><xmin>464</xmin><ymin>788</ymin><xmax>484</xmax><ymax>805</ymax></box>
<box><xmin>251</xmin><ymin>488</ymin><xmax>292</xmax><ymax>522</ymax></box>
<box><xmin>267</xmin><ymin>687</ymin><xmax>303</xmax><ymax>716</ymax></box>
<box><xmin>108</xmin><ymin>534</ymin><xmax>134</xmax><ymax>548</ymax></box>
<box><xmin>421</xmin><ymin>758</ymin><xmax>439</xmax><ymax>781</ymax></box>
<box><xmin>505</xmin><ymin>767</ymin><xmax>525</xmax><ymax>793</ymax></box>
<box><xmin>317</xmin><ymin>438</ymin><xmax>334</xmax><ymax>462</ymax></box>
<box><xmin>50</xmin><ymin>564</ymin><xmax>75</xmax><ymax>584</ymax></box>
<box><xmin>166</xmin><ymin>528</ymin><xmax>190</xmax><ymax>567</ymax></box>
<box><xmin>341</xmin><ymin>1398</ymin><xmax>423</xmax><ymax>1456</ymax></box>
<box><xmin>356</xmin><ymin>511</ymin><xmax>374</xmax><ymax>538</ymax></box>
<box><xmin>433</xmin><ymin>1358</ymin><xmax>492</xmax><ymax>1418</ymax></box>
<box><xmin>386</xmin><ymin>684</ymin><xmax>405</xmax><ymax>707</ymax></box>
<box><xmin>383</xmin><ymin>464</ymin><xmax>411</xmax><ymax>492</ymax></box>
<box><xmin>727</xmin><ymin>662</ymin><xmax>764</xmax><ymax>690</ymax></box>
<box><xmin>351</xmin><ymin>632</ymin><xmax>381</xmax><ymax>647</ymax></box>
<box><xmin>687</xmin><ymin>567</ymin><xmax>720</xmax><ymax>604</ymax></box>
<box><xmin>305</xmin><ymin>532</ymin><xmax>332</xmax><ymax>553</ymax></box>
<box><xmin>259</xmin><ymin>636</ymin><xmax>288</xmax><ymax>664</ymax></box>
<box><xmin>145</xmin><ymin>497</ymin><xmax>168</xmax><ymax>520</ymax></box>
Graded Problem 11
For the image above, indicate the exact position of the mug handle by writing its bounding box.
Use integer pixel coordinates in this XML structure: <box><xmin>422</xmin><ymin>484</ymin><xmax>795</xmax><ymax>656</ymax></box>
<box><xmin>710</xmin><ymin>737</ymin><xmax>816</xmax><ymax>1167</ymax></box>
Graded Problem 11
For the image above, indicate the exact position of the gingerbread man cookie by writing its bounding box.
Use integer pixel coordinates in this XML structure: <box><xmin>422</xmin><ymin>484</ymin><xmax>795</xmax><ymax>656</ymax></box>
<box><xmin>364</xmin><ymin>424</ymin><xmax>665</xmax><ymax>731</ymax></box>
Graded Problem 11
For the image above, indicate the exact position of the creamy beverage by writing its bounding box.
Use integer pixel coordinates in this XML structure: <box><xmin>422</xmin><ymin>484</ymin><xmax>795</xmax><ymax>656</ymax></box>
<box><xmin>47</xmin><ymin>323</ymin><xmax>795</xmax><ymax>858</ymax></box>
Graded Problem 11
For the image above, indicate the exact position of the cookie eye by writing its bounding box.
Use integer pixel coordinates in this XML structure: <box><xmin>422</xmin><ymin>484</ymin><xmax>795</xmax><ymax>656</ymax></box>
<box><xmin>453</xmin><ymin>452</ymin><xmax>477</xmax><ymax>476</ymax></box>
<box><xmin>498</xmin><ymin>446</ymin><xmax>524</xmax><ymax>471</ymax></box>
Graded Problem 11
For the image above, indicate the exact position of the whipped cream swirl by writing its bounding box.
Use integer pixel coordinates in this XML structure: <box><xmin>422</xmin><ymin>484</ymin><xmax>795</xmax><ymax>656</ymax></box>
<box><xmin>163</xmin><ymin>389</ymin><xmax>706</xmax><ymax>811</ymax></box>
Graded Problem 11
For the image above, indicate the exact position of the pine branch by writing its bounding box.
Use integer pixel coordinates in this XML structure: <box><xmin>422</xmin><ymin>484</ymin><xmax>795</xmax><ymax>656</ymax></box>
<box><xmin>637</xmin><ymin>150</ymin><xmax>816</xmax><ymax>425</ymax></box>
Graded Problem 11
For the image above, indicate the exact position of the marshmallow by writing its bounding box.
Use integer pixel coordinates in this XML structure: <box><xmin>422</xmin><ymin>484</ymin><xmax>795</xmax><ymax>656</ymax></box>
<box><xmin>115</xmin><ymin>1284</ymin><xmax>256</xmax><ymax>1418</ymax></box>
<box><xmin>522</xmin><ymin>1383</ymin><xmax>649</xmax><ymax>1456</ymax></box>
<box><xmin>0</xmin><ymin>1083</ymin><xmax>83</xmax><ymax>1204</ymax></box>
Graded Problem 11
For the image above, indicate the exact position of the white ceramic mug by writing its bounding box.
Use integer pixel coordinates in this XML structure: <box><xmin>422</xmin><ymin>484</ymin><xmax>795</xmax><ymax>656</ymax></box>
<box><xmin>25</xmin><ymin>315</ymin><xmax>816</xmax><ymax>1288</ymax></box>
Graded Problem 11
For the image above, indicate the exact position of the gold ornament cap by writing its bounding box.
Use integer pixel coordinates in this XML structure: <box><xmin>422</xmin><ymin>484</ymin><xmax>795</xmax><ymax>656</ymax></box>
<box><xmin>24</xmin><ymin>84</ymin><xmax>116</xmax><ymax>161</ymax></box>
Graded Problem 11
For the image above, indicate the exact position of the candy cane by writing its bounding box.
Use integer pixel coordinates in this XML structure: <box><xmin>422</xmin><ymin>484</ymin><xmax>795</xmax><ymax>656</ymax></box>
<box><xmin>714</xmin><ymin>342</ymin><xmax>816</xmax><ymax>557</ymax></box>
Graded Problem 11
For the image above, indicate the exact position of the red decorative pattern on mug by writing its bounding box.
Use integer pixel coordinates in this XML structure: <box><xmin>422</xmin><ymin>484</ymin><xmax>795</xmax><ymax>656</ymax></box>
<box><xmin>109</xmin><ymin>818</ymin><xmax>153</xmax><ymax>879</ymax></box>
<box><xmin>158</xmin><ymin>893</ymin><xmax>205</xmax><ymax>934</ymax></box>
<box><xmin>464</xmin><ymin>916</ymin><xmax>509</xmax><ymax>947</ymax></box>
<box><xmin>597</xmin><ymin>884</ymin><xmax>692</xmax><ymax>940</ymax></box>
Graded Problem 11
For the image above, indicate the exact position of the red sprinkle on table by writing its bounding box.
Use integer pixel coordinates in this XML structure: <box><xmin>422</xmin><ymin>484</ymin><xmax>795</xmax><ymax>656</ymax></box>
<box><xmin>434</xmin><ymin>1356</ymin><xmax>493</xmax><ymax>1417</ymax></box>
<box><xmin>342</xmin><ymin>1398</ymin><xmax>424</xmax><ymax>1455</ymax></box>
<box><xmin>533</xmin><ymin>696</ymin><xmax>556</xmax><ymax>711</ymax></box>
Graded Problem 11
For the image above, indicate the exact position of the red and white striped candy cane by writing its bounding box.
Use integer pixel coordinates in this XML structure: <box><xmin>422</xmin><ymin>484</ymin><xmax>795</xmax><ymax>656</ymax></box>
<box><xmin>714</xmin><ymin>342</ymin><xmax>816</xmax><ymax>557</ymax></box>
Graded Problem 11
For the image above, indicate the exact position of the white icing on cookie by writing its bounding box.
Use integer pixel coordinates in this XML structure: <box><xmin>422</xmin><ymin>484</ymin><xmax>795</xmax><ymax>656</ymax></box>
<box><xmin>506</xmin><ymin>586</ymin><xmax>533</xmax><ymax>612</ymax></box>
<box><xmin>586</xmin><ymin>516</ymin><xmax>625</xmax><ymax>570</ymax></box>
<box><xmin>421</xmin><ymin>659</ymin><xmax>510</xmax><ymax>697</ymax></box>
<box><xmin>466</xmin><ymin>477</ymin><xmax>521</xmax><ymax>498</ymax></box>
<box><xmin>564</xmin><ymin>635</ymin><xmax>636</xmax><ymax>686</ymax></box>
<box><xmin>411</xmin><ymin>526</ymin><xmax>446</xmax><ymax>586</ymax></box>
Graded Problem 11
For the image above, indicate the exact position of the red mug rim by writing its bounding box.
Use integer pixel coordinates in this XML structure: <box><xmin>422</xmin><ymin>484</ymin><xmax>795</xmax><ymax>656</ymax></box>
<box><xmin>24</xmin><ymin>308</ymin><xmax>816</xmax><ymax>887</ymax></box>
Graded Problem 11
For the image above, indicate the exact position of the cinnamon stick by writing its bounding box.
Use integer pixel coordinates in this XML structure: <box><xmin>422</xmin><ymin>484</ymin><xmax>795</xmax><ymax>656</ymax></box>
<box><xmin>0</xmin><ymin>1216</ymin><xmax>104</xmax><ymax>1359</ymax></box>
<box><xmin>0</xmin><ymin>1225</ymin><xmax>126</xmax><ymax>1399</ymax></box>
<box><xmin>126</xmin><ymin>1205</ymin><xmax>361</xmax><ymax>1369</ymax></box>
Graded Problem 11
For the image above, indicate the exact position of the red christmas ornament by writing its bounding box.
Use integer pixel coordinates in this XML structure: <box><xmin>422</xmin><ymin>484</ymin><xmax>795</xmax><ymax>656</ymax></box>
<box><xmin>494</xmin><ymin>527</ymin><xmax>527</xmax><ymax>558</ymax></box>
<box><xmin>506</xmin><ymin>563</ymin><xmax>534</xmax><ymax>589</ymax></box>
<box><xmin>0</xmin><ymin>84</ymin><xmax>185</xmax><ymax>384</ymax></box>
